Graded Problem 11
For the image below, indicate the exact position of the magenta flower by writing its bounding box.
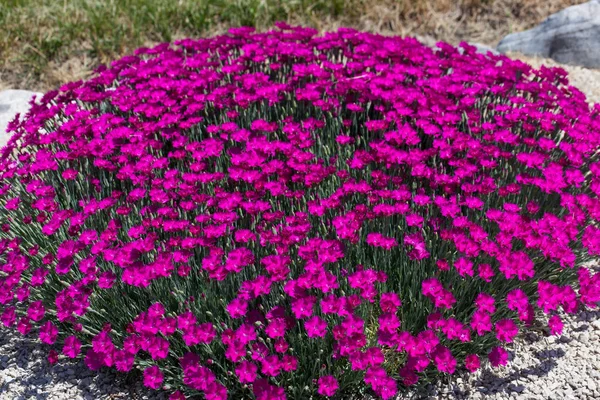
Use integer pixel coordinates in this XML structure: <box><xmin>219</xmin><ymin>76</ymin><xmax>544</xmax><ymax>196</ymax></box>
<box><xmin>432</xmin><ymin>345</ymin><xmax>457</xmax><ymax>374</ymax></box>
<box><xmin>304</xmin><ymin>315</ymin><xmax>327</xmax><ymax>338</ymax></box>
<box><xmin>114</xmin><ymin>349</ymin><xmax>135</xmax><ymax>372</ymax></box>
<box><xmin>471</xmin><ymin>310</ymin><xmax>493</xmax><ymax>336</ymax></box>
<box><xmin>227</xmin><ymin>298</ymin><xmax>248</xmax><ymax>319</ymax></box>
<box><xmin>475</xmin><ymin>293</ymin><xmax>496</xmax><ymax>314</ymax></box>
<box><xmin>488</xmin><ymin>346</ymin><xmax>509</xmax><ymax>367</ymax></box>
<box><xmin>454</xmin><ymin>257</ymin><xmax>474</xmax><ymax>277</ymax></box>
<box><xmin>318</xmin><ymin>375</ymin><xmax>339</xmax><ymax>397</ymax></box>
<box><xmin>47</xmin><ymin>349</ymin><xmax>59</xmax><ymax>365</ymax></box>
<box><xmin>143</xmin><ymin>365</ymin><xmax>164</xmax><ymax>390</ymax></box>
<box><xmin>39</xmin><ymin>320</ymin><xmax>58</xmax><ymax>344</ymax></box>
<box><xmin>548</xmin><ymin>315</ymin><xmax>564</xmax><ymax>336</ymax></box>
<box><xmin>506</xmin><ymin>289</ymin><xmax>529</xmax><ymax>313</ymax></box>
<box><xmin>169</xmin><ymin>391</ymin><xmax>186</xmax><ymax>400</ymax></box>
<box><xmin>379</xmin><ymin>292</ymin><xmax>401</xmax><ymax>312</ymax></box>
<box><xmin>16</xmin><ymin>317</ymin><xmax>31</xmax><ymax>335</ymax></box>
<box><xmin>236</xmin><ymin>360</ymin><xmax>258</xmax><ymax>383</ymax></box>
<box><xmin>495</xmin><ymin>319</ymin><xmax>519</xmax><ymax>343</ymax></box>
<box><xmin>27</xmin><ymin>300</ymin><xmax>45</xmax><ymax>322</ymax></box>
<box><xmin>63</xmin><ymin>335</ymin><xmax>81</xmax><ymax>358</ymax></box>
<box><xmin>1</xmin><ymin>306</ymin><xmax>16</xmax><ymax>327</ymax></box>
<box><xmin>261</xmin><ymin>355</ymin><xmax>281</xmax><ymax>377</ymax></box>
<box><xmin>464</xmin><ymin>354</ymin><xmax>481</xmax><ymax>372</ymax></box>
<box><xmin>84</xmin><ymin>349</ymin><xmax>105</xmax><ymax>371</ymax></box>
<box><xmin>291</xmin><ymin>295</ymin><xmax>317</xmax><ymax>319</ymax></box>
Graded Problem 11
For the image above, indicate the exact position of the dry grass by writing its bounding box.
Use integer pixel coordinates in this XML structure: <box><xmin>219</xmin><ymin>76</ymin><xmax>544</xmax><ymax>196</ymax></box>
<box><xmin>0</xmin><ymin>0</ymin><xmax>589</xmax><ymax>92</ymax></box>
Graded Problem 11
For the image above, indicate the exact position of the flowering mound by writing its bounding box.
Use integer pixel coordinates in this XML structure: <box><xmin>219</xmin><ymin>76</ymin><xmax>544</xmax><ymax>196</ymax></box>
<box><xmin>2</xmin><ymin>24</ymin><xmax>600</xmax><ymax>400</ymax></box>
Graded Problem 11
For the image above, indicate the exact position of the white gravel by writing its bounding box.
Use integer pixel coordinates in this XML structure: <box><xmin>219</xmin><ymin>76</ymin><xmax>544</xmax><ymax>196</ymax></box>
<box><xmin>0</xmin><ymin>329</ymin><xmax>168</xmax><ymax>400</ymax></box>
<box><xmin>404</xmin><ymin>281</ymin><xmax>600</xmax><ymax>400</ymax></box>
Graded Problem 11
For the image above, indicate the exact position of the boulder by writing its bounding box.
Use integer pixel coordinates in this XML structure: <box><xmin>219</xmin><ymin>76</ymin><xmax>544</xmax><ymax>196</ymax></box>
<box><xmin>469</xmin><ymin>43</ymin><xmax>499</xmax><ymax>56</ymax></box>
<box><xmin>458</xmin><ymin>43</ymin><xmax>499</xmax><ymax>56</ymax></box>
<box><xmin>0</xmin><ymin>90</ymin><xmax>42</xmax><ymax>149</ymax></box>
<box><xmin>496</xmin><ymin>0</ymin><xmax>600</xmax><ymax>68</ymax></box>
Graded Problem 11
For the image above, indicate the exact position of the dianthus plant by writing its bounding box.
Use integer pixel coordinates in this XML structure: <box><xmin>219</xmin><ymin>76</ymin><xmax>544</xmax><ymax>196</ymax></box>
<box><xmin>1</xmin><ymin>24</ymin><xmax>600</xmax><ymax>400</ymax></box>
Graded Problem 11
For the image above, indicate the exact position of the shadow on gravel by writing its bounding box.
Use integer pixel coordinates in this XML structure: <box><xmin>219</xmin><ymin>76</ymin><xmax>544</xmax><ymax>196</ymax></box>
<box><xmin>461</xmin><ymin>348</ymin><xmax>565</xmax><ymax>397</ymax></box>
<box><xmin>0</xmin><ymin>329</ymin><xmax>167</xmax><ymax>400</ymax></box>
<box><xmin>409</xmin><ymin>314</ymin><xmax>598</xmax><ymax>400</ymax></box>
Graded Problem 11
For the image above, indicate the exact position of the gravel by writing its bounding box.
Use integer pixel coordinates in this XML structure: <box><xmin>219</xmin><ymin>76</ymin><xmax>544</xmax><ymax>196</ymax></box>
<box><xmin>403</xmin><ymin>276</ymin><xmax>600</xmax><ymax>400</ymax></box>
<box><xmin>1</xmin><ymin>53</ymin><xmax>600</xmax><ymax>400</ymax></box>
<box><xmin>0</xmin><ymin>329</ymin><xmax>168</xmax><ymax>400</ymax></box>
<box><xmin>507</xmin><ymin>53</ymin><xmax>600</xmax><ymax>105</ymax></box>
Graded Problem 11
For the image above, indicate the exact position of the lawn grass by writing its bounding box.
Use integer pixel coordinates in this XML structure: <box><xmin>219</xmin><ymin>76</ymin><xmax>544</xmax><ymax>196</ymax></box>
<box><xmin>0</xmin><ymin>0</ymin><xmax>587</xmax><ymax>91</ymax></box>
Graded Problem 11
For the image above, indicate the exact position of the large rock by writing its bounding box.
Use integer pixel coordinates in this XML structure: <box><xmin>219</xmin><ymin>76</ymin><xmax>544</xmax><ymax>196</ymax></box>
<box><xmin>496</xmin><ymin>0</ymin><xmax>600</xmax><ymax>68</ymax></box>
<box><xmin>0</xmin><ymin>90</ymin><xmax>42</xmax><ymax>149</ymax></box>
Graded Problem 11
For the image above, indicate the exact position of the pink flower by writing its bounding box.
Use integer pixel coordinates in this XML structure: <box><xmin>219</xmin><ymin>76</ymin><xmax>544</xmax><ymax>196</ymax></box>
<box><xmin>465</xmin><ymin>354</ymin><xmax>480</xmax><ymax>372</ymax></box>
<box><xmin>114</xmin><ymin>349</ymin><xmax>135</xmax><ymax>372</ymax></box>
<box><xmin>548</xmin><ymin>315</ymin><xmax>564</xmax><ymax>336</ymax></box>
<box><xmin>471</xmin><ymin>310</ymin><xmax>493</xmax><ymax>336</ymax></box>
<box><xmin>1</xmin><ymin>306</ymin><xmax>16</xmax><ymax>327</ymax></box>
<box><xmin>274</xmin><ymin>338</ymin><xmax>289</xmax><ymax>353</ymax></box>
<box><xmin>148</xmin><ymin>336</ymin><xmax>170</xmax><ymax>359</ymax></box>
<box><xmin>318</xmin><ymin>375</ymin><xmax>339</xmax><ymax>397</ymax></box>
<box><xmin>366</xmin><ymin>233</ymin><xmax>397</xmax><ymax>250</ymax></box>
<box><xmin>421</xmin><ymin>278</ymin><xmax>456</xmax><ymax>309</ymax></box>
<box><xmin>436</xmin><ymin>259</ymin><xmax>450</xmax><ymax>271</ymax></box>
<box><xmin>235</xmin><ymin>323</ymin><xmax>257</xmax><ymax>345</ymax></box>
<box><xmin>454</xmin><ymin>257</ymin><xmax>474</xmax><ymax>277</ymax></box>
<box><xmin>305</xmin><ymin>316</ymin><xmax>327</xmax><ymax>338</ymax></box>
<box><xmin>84</xmin><ymin>349</ymin><xmax>106</xmax><ymax>370</ymax></box>
<box><xmin>169</xmin><ymin>391</ymin><xmax>186</xmax><ymax>400</ymax></box>
<box><xmin>378</xmin><ymin>312</ymin><xmax>400</xmax><ymax>334</ymax></box>
<box><xmin>379</xmin><ymin>292</ymin><xmax>401</xmax><ymax>312</ymax></box>
<box><xmin>252</xmin><ymin>378</ymin><xmax>287</xmax><ymax>400</ymax></box>
<box><xmin>291</xmin><ymin>296</ymin><xmax>317</xmax><ymax>319</ymax></box>
<box><xmin>204</xmin><ymin>382</ymin><xmax>228</xmax><ymax>400</ymax></box>
<box><xmin>39</xmin><ymin>320</ymin><xmax>59</xmax><ymax>344</ymax></box>
<box><xmin>97</xmin><ymin>271</ymin><xmax>117</xmax><ymax>289</ymax></box>
<box><xmin>62</xmin><ymin>169</ymin><xmax>79</xmax><ymax>180</ymax></box>
<box><xmin>265</xmin><ymin>318</ymin><xmax>287</xmax><ymax>339</ymax></box>
<box><xmin>477</xmin><ymin>263</ymin><xmax>495</xmax><ymax>282</ymax></box>
<box><xmin>5</xmin><ymin>197</ymin><xmax>20</xmax><ymax>210</ymax></box>
<box><xmin>506</xmin><ymin>289</ymin><xmax>529</xmax><ymax>313</ymax></box>
<box><xmin>27</xmin><ymin>300</ymin><xmax>45</xmax><ymax>322</ymax></box>
<box><xmin>475</xmin><ymin>293</ymin><xmax>496</xmax><ymax>314</ymax></box>
<box><xmin>63</xmin><ymin>335</ymin><xmax>81</xmax><ymax>358</ymax></box>
<box><xmin>17</xmin><ymin>317</ymin><xmax>31</xmax><ymax>335</ymax></box>
<box><xmin>432</xmin><ymin>345</ymin><xmax>456</xmax><ymax>374</ymax></box>
<box><xmin>48</xmin><ymin>349</ymin><xmax>59</xmax><ymax>365</ymax></box>
<box><xmin>495</xmin><ymin>319</ymin><xmax>519</xmax><ymax>343</ymax></box>
<box><xmin>488</xmin><ymin>346</ymin><xmax>509</xmax><ymax>367</ymax></box>
<box><xmin>236</xmin><ymin>360</ymin><xmax>258</xmax><ymax>383</ymax></box>
<box><xmin>281</xmin><ymin>354</ymin><xmax>298</xmax><ymax>372</ymax></box>
<box><xmin>227</xmin><ymin>298</ymin><xmax>248</xmax><ymax>319</ymax></box>
<box><xmin>261</xmin><ymin>355</ymin><xmax>281</xmax><ymax>377</ymax></box>
<box><xmin>143</xmin><ymin>365</ymin><xmax>164</xmax><ymax>390</ymax></box>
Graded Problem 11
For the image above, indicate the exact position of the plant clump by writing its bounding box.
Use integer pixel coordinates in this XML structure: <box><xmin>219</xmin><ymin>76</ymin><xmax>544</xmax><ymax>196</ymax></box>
<box><xmin>1</xmin><ymin>24</ymin><xmax>600</xmax><ymax>400</ymax></box>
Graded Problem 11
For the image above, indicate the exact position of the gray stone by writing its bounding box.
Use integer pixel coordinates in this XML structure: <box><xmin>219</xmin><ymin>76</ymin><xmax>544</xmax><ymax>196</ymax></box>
<box><xmin>0</xmin><ymin>89</ymin><xmax>43</xmax><ymax>149</ymax></box>
<box><xmin>497</xmin><ymin>0</ymin><xmax>600</xmax><ymax>68</ymax></box>
<box><xmin>459</xmin><ymin>42</ymin><xmax>499</xmax><ymax>56</ymax></box>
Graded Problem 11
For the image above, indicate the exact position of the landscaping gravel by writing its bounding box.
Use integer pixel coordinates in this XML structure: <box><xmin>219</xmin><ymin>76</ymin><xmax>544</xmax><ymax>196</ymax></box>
<box><xmin>0</xmin><ymin>328</ymin><xmax>168</xmax><ymax>400</ymax></box>
<box><xmin>405</xmin><ymin>265</ymin><xmax>600</xmax><ymax>400</ymax></box>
